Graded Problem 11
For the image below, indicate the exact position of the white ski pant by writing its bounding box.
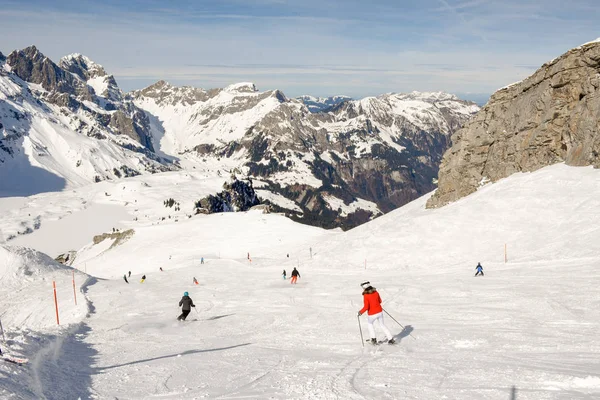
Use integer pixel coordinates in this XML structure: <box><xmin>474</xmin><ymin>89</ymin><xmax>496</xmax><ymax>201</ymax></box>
<box><xmin>367</xmin><ymin>312</ymin><xmax>393</xmax><ymax>340</ymax></box>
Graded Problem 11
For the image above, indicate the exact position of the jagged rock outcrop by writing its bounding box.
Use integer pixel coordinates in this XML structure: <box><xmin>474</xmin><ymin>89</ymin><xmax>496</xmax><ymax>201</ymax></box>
<box><xmin>195</xmin><ymin>177</ymin><xmax>261</xmax><ymax>213</ymax></box>
<box><xmin>7</xmin><ymin>46</ymin><xmax>94</xmax><ymax>100</ymax></box>
<box><xmin>59</xmin><ymin>53</ymin><xmax>107</xmax><ymax>80</ymax></box>
<box><xmin>427</xmin><ymin>40</ymin><xmax>600</xmax><ymax>208</ymax></box>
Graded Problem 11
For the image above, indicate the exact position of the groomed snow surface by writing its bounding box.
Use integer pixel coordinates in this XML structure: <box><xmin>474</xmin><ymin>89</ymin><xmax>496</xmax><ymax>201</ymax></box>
<box><xmin>1</xmin><ymin>164</ymin><xmax>600</xmax><ymax>399</ymax></box>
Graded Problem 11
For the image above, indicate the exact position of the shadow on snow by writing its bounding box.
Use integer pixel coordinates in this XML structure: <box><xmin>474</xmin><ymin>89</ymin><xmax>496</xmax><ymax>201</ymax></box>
<box><xmin>394</xmin><ymin>324</ymin><xmax>414</xmax><ymax>343</ymax></box>
<box><xmin>206</xmin><ymin>313</ymin><xmax>235</xmax><ymax>321</ymax></box>
<box><xmin>98</xmin><ymin>343</ymin><xmax>251</xmax><ymax>371</ymax></box>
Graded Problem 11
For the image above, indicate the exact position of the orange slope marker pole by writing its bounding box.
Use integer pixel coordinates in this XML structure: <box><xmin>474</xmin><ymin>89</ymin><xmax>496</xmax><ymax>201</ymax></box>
<box><xmin>72</xmin><ymin>270</ymin><xmax>77</xmax><ymax>306</ymax></box>
<box><xmin>53</xmin><ymin>281</ymin><xmax>60</xmax><ymax>325</ymax></box>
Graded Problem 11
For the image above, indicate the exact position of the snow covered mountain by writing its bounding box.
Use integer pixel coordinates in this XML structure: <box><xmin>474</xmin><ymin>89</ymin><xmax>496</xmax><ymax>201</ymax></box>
<box><xmin>1</xmin><ymin>45</ymin><xmax>479</xmax><ymax>229</ymax></box>
<box><xmin>131</xmin><ymin>81</ymin><xmax>479</xmax><ymax>228</ymax></box>
<box><xmin>296</xmin><ymin>94</ymin><xmax>352</xmax><ymax>112</ymax></box>
<box><xmin>0</xmin><ymin>46</ymin><xmax>178</xmax><ymax>197</ymax></box>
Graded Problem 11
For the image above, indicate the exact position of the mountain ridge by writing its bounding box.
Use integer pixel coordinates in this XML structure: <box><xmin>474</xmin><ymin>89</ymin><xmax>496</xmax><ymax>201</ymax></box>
<box><xmin>1</xmin><ymin>45</ymin><xmax>478</xmax><ymax>228</ymax></box>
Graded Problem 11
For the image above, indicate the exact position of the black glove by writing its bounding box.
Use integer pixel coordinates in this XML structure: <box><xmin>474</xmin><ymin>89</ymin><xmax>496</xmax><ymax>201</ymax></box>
<box><xmin>357</xmin><ymin>311</ymin><xmax>362</xmax><ymax>317</ymax></box>
<box><xmin>192</xmin><ymin>305</ymin><xmax>196</xmax><ymax>307</ymax></box>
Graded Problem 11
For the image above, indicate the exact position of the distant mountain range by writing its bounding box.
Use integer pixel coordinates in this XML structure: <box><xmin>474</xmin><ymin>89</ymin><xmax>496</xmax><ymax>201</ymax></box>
<box><xmin>0</xmin><ymin>45</ymin><xmax>479</xmax><ymax>229</ymax></box>
<box><xmin>295</xmin><ymin>95</ymin><xmax>352</xmax><ymax>112</ymax></box>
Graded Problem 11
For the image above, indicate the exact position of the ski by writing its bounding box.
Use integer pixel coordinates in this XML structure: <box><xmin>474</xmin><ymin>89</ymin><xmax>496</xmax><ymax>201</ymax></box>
<box><xmin>365</xmin><ymin>339</ymin><xmax>396</xmax><ymax>345</ymax></box>
<box><xmin>2</xmin><ymin>355</ymin><xmax>28</xmax><ymax>365</ymax></box>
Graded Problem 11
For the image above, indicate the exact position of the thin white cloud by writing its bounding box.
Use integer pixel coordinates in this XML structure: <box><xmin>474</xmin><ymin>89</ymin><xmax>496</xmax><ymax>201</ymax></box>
<box><xmin>1</xmin><ymin>1</ymin><xmax>598</xmax><ymax>99</ymax></box>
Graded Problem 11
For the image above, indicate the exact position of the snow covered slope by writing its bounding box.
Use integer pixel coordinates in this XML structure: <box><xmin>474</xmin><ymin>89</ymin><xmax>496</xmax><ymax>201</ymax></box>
<box><xmin>0</xmin><ymin>170</ymin><xmax>233</xmax><ymax>257</ymax></box>
<box><xmin>0</xmin><ymin>245</ymin><xmax>92</xmax><ymax>399</ymax></box>
<box><xmin>3</xmin><ymin>163</ymin><xmax>598</xmax><ymax>399</ymax></box>
<box><xmin>0</xmin><ymin>245</ymin><xmax>89</xmax><ymax>330</ymax></box>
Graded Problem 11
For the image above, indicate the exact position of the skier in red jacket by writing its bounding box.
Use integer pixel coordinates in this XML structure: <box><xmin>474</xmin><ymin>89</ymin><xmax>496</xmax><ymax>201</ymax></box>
<box><xmin>358</xmin><ymin>282</ymin><xmax>395</xmax><ymax>345</ymax></box>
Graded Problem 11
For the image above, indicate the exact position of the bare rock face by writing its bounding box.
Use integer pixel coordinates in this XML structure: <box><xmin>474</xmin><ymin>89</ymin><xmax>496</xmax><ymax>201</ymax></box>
<box><xmin>59</xmin><ymin>53</ymin><xmax>107</xmax><ymax>80</ymax></box>
<box><xmin>7</xmin><ymin>46</ymin><xmax>93</xmax><ymax>100</ymax></box>
<box><xmin>427</xmin><ymin>41</ymin><xmax>600</xmax><ymax>208</ymax></box>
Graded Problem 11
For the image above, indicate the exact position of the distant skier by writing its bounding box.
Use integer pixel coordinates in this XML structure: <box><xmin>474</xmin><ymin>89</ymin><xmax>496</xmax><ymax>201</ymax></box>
<box><xmin>290</xmin><ymin>267</ymin><xmax>300</xmax><ymax>284</ymax></box>
<box><xmin>282</xmin><ymin>269</ymin><xmax>287</xmax><ymax>280</ymax></box>
<box><xmin>201</xmin><ymin>257</ymin><xmax>204</xmax><ymax>264</ymax></box>
<box><xmin>358</xmin><ymin>282</ymin><xmax>395</xmax><ymax>345</ymax></box>
<box><xmin>286</xmin><ymin>253</ymin><xmax>289</xmax><ymax>258</ymax></box>
<box><xmin>128</xmin><ymin>271</ymin><xmax>131</xmax><ymax>278</ymax></box>
<box><xmin>123</xmin><ymin>274</ymin><xmax>129</xmax><ymax>284</ymax></box>
<box><xmin>178</xmin><ymin>291</ymin><xmax>195</xmax><ymax>321</ymax></box>
<box><xmin>193</xmin><ymin>277</ymin><xmax>199</xmax><ymax>285</ymax></box>
<box><xmin>140</xmin><ymin>274</ymin><xmax>146</xmax><ymax>283</ymax></box>
<box><xmin>475</xmin><ymin>262</ymin><xmax>484</xmax><ymax>277</ymax></box>
<box><xmin>160</xmin><ymin>267</ymin><xmax>163</xmax><ymax>272</ymax></box>
<box><xmin>247</xmin><ymin>252</ymin><xmax>250</xmax><ymax>260</ymax></box>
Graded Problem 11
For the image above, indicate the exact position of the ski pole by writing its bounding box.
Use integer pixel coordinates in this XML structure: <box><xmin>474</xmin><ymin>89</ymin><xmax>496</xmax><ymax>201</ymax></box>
<box><xmin>357</xmin><ymin>315</ymin><xmax>364</xmax><ymax>347</ymax></box>
<box><xmin>382</xmin><ymin>308</ymin><xmax>416</xmax><ymax>340</ymax></box>
<box><xmin>0</xmin><ymin>318</ymin><xmax>5</xmax><ymax>342</ymax></box>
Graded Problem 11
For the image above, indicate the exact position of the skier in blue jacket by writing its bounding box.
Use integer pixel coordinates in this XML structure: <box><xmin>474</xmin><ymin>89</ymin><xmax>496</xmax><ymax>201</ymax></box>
<box><xmin>475</xmin><ymin>262</ymin><xmax>484</xmax><ymax>277</ymax></box>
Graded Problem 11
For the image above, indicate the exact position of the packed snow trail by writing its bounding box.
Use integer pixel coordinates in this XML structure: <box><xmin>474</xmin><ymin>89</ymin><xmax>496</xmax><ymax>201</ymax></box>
<box><xmin>79</xmin><ymin>255</ymin><xmax>600</xmax><ymax>399</ymax></box>
<box><xmin>1</xmin><ymin>164</ymin><xmax>600</xmax><ymax>399</ymax></box>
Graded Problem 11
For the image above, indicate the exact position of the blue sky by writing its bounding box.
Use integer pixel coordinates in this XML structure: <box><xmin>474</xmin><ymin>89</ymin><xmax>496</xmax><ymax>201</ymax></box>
<box><xmin>1</xmin><ymin>0</ymin><xmax>599</xmax><ymax>102</ymax></box>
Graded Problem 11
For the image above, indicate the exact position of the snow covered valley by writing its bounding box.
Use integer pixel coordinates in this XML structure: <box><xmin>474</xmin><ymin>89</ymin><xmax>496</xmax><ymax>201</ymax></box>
<box><xmin>1</xmin><ymin>164</ymin><xmax>600</xmax><ymax>399</ymax></box>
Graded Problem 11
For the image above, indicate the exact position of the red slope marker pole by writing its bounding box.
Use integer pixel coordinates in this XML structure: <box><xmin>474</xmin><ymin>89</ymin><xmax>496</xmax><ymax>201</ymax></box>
<box><xmin>53</xmin><ymin>281</ymin><xmax>60</xmax><ymax>325</ymax></box>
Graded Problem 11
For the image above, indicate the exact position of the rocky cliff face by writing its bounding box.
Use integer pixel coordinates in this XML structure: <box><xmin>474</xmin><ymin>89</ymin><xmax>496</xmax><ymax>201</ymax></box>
<box><xmin>427</xmin><ymin>40</ymin><xmax>600</xmax><ymax>208</ymax></box>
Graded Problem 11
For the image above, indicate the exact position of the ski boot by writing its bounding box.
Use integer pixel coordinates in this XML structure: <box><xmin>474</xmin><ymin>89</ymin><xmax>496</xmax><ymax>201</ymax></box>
<box><xmin>369</xmin><ymin>338</ymin><xmax>377</xmax><ymax>345</ymax></box>
<box><xmin>388</xmin><ymin>338</ymin><xmax>396</xmax><ymax>345</ymax></box>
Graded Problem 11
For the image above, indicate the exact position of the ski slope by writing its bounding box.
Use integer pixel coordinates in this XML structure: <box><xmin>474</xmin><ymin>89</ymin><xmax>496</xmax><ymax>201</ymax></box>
<box><xmin>1</xmin><ymin>164</ymin><xmax>600</xmax><ymax>399</ymax></box>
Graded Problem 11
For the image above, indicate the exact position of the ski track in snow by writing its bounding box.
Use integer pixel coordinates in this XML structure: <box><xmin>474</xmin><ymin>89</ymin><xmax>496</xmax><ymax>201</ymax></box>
<box><xmin>1</xmin><ymin>164</ymin><xmax>600</xmax><ymax>399</ymax></box>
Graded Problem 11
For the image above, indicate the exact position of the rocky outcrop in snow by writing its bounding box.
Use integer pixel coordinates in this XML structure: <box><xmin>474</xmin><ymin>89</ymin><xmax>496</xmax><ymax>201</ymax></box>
<box><xmin>427</xmin><ymin>41</ymin><xmax>600</xmax><ymax>208</ymax></box>
<box><xmin>7</xmin><ymin>46</ymin><xmax>94</xmax><ymax>100</ymax></box>
<box><xmin>195</xmin><ymin>177</ymin><xmax>261</xmax><ymax>213</ymax></box>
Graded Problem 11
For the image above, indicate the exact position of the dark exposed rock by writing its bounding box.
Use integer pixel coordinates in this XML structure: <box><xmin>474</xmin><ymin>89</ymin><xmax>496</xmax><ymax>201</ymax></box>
<box><xmin>7</xmin><ymin>46</ymin><xmax>93</xmax><ymax>101</ymax></box>
<box><xmin>58</xmin><ymin>53</ymin><xmax>107</xmax><ymax>80</ymax></box>
<box><xmin>195</xmin><ymin>177</ymin><xmax>260</xmax><ymax>213</ymax></box>
<box><xmin>55</xmin><ymin>251</ymin><xmax>77</xmax><ymax>266</ymax></box>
